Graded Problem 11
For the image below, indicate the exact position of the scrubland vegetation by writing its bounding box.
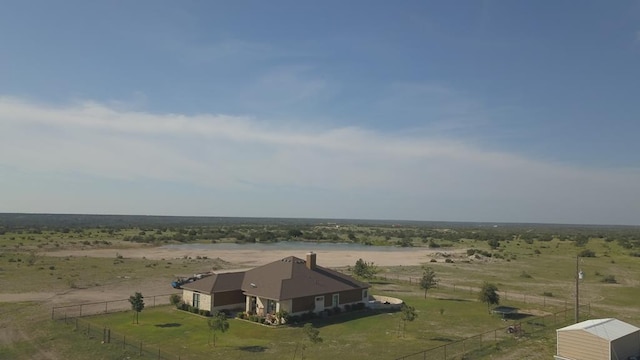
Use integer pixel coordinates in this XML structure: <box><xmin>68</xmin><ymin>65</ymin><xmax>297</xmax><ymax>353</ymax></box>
<box><xmin>1</xmin><ymin>213</ymin><xmax>639</xmax><ymax>359</ymax></box>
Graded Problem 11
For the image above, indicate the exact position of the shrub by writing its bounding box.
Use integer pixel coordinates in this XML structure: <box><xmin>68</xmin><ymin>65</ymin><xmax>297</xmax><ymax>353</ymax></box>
<box><xmin>534</xmin><ymin>249</ymin><xmax>541</xmax><ymax>254</ymax></box>
<box><xmin>333</xmin><ymin>306</ymin><xmax>341</xmax><ymax>314</ymax></box>
<box><xmin>445</xmin><ymin>258</ymin><xmax>454</xmax><ymax>263</ymax></box>
<box><xmin>344</xmin><ymin>304</ymin><xmax>352</xmax><ymax>312</ymax></box>
<box><xmin>478</xmin><ymin>249</ymin><xmax>492</xmax><ymax>257</ymax></box>
<box><xmin>578</xmin><ymin>249</ymin><xmax>596</xmax><ymax>257</ymax></box>
<box><xmin>236</xmin><ymin>312</ymin><xmax>246</xmax><ymax>319</ymax></box>
<box><xmin>289</xmin><ymin>315</ymin><xmax>300</xmax><ymax>323</ymax></box>
<box><xmin>430</xmin><ymin>258</ymin><xmax>437</xmax><ymax>262</ymax></box>
<box><xmin>466</xmin><ymin>249</ymin><xmax>477</xmax><ymax>256</ymax></box>
<box><xmin>169</xmin><ymin>294</ymin><xmax>181</xmax><ymax>306</ymax></box>
<box><xmin>601</xmin><ymin>275</ymin><xmax>617</xmax><ymax>284</ymax></box>
<box><xmin>519</xmin><ymin>271</ymin><xmax>532</xmax><ymax>279</ymax></box>
<box><xmin>276</xmin><ymin>309</ymin><xmax>290</xmax><ymax>324</ymax></box>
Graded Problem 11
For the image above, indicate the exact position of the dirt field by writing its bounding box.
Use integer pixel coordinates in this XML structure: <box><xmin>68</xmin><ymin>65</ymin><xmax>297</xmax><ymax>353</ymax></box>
<box><xmin>41</xmin><ymin>246</ymin><xmax>449</xmax><ymax>267</ymax></box>
<box><xmin>1</xmin><ymin>246</ymin><xmax>454</xmax><ymax>305</ymax></box>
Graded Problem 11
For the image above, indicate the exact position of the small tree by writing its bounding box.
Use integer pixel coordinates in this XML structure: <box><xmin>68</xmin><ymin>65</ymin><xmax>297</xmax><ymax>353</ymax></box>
<box><xmin>399</xmin><ymin>303</ymin><xmax>418</xmax><ymax>337</ymax></box>
<box><xmin>478</xmin><ymin>282</ymin><xmax>500</xmax><ymax>314</ymax></box>
<box><xmin>207</xmin><ymin>311</ymin><xmax>229</xmax><ymax>347</ymax></box>
<box><xmin>169</xmin><ymin>294</ymin><xmax>181</xmax><ymax>308</ymax></box>
<box><xmin>353</xmin><ymin>258</ymin><xmax>378</xmax><ymax>279</ymax></box>
<box><xmin>128</xmin><ymin>292</ymin><xmax>145</xmax><ymax>324</ymax></box>
<box><xmin>298</xmin><ymin>323</ymin><xmax>323</xmax><ymax>360</ymax></box>
<box><xmin>420</xmin><ymin>267</ymin><xmax>438</xmax><ymax>299</ymax></box>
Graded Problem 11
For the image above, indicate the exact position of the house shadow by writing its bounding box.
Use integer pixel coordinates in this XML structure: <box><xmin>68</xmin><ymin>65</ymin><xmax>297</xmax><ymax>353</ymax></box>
<box><xmin>154</xmin><ymin>323</ymin><xmax>182</xmax><ymax>328</ymax></box>
<box><xmin>288</xmin><ymin>309</ymin><xmax>400</xmax><ymax>329</ymax></box>
<box><xmin>237</xmin><ymin>345</ymin><xmax>268</xmax><ymax>352</ymax></box>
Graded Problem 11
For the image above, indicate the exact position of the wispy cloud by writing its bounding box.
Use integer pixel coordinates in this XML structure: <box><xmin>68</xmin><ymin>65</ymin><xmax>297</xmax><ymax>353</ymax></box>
<box><xmin>1</xmin><ymin>97</ymin><xmax>639</xmax><ymax>224</ymax></box>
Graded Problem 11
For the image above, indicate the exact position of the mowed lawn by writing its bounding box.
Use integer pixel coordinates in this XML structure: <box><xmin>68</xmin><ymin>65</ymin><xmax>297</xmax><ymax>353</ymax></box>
<box><xmin>86</xmin><ymin>293</ymin><xmax>513</xmax><ymax>360</ymax></box>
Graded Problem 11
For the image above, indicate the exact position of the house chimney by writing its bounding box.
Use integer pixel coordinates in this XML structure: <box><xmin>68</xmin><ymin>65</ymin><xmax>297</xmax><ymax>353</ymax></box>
<box><xmin>306</xmin><ymin>252</ymin><xmax>316</xmax><ymax>270</ymax></box>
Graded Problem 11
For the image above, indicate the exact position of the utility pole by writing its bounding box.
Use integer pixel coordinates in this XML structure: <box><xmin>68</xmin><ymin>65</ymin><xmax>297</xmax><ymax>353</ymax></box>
<box><xmin>575</xmin><ymin>255</ymin><xmax>579</xmax><ymax>323</ymax></box>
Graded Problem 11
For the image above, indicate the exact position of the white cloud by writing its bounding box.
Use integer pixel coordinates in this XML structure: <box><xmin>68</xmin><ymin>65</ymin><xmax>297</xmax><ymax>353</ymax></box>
<box><xmin>1</xmin><ymin>96</ymin><xmax>639</xmax><ymax>224</ymax></box>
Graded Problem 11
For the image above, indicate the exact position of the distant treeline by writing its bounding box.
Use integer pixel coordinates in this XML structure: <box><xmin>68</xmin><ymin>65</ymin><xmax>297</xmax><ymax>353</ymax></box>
<box><xmin>1</xmin><ymin>213</ymin><xmax>639</xmax><ymax>249</ymax></box>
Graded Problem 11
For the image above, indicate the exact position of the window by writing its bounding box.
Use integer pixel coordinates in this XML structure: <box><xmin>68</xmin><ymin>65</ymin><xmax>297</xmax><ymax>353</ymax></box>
<box><xmin>249</xmin><ymin>297</ymin><xmax>257</xmax><ymax>313</ymax></box>
<box><xmin>267</xmin><ymin>299</ymin><xmax>277</xmax><ymax>314</ymax></box>
<box><xmin>193</xmin><ymin>293</ymin><xmax>200</xmax><ymax>308</ymax></box>
<box><xmin>332</xmin><ymin>294</ymin><xmax>339</xmax><ymax>307</ymax></box>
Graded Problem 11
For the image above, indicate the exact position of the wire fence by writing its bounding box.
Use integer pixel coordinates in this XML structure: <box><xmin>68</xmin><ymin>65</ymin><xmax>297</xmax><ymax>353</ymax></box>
<box><xmin>377</xmin><ymin>274</ymin><xmax>573</xmax><ymax>309</ymax></box>
<box><xmin>393</xmin><ymin>304</ymin><xmax>590</xmax><ymax>360</ymax></box>
<box><xmin>51</xmin><ymin>292</ymin><xmax>179</xmax><ymax>320</ymax></box>
<box><xmin>58</xmin><ymin>315</ymin><xmax>184</xmax><ymax>360</ymax></box>
<box><xmin>51</xmin><ymin>282</ymin><xmax>587</xmax><ymax>360</ymax></box>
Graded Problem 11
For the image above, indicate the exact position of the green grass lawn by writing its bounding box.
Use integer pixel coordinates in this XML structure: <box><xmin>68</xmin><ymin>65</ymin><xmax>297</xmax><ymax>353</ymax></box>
<box><xmin>81</xmin><ymin>287</ymin><xmax>551</xmax><ymax>360</ymax></box>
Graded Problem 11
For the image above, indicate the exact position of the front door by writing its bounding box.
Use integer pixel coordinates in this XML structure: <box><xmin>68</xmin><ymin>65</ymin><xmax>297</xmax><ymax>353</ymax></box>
<box><xmin>314</xmin><ymin>296</ymin><xmax>324</xmax><ymax>312</ymax></box>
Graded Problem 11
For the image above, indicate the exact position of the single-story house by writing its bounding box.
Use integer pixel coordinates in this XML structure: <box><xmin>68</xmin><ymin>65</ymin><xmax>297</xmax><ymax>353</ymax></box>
<box><xmin>181</xmin><ymin>252</ymin><xmax>370</xmax><ymax>316</ymax></box>
<box><xmin>181</xmin><ymin>271</ymin><xmax>246</xmax><ymax>312</ymax></box>
<box><xmin>555</xmin><ymin>318</ymin><xmax>640</xmax><ymax>360</ymax></box>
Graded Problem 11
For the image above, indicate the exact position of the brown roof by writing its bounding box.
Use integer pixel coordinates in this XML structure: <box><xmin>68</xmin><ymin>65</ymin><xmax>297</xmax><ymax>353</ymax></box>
<box><xmin>181</xmin><ymin>271</ymin><xmax>245</xmax><ymax>293</ymax></box>
<box><xmin>241</xmin><ymin>256</ymin><xmax>369</xmax><ymax>300</ymax></box>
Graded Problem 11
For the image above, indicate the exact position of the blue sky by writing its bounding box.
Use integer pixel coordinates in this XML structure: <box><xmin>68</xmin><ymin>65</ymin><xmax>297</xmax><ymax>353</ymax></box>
<box><xmin>1</xmin><ymin>1</ymin><xmax>639</xmax><ymax>225</ymax></box>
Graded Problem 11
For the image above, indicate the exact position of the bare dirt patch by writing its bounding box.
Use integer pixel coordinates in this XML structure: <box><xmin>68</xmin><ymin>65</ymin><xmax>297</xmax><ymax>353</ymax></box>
<box><xmin>42</xmin><ymin>245</ymin><xmax>453</xmax><ymax>267</ymax></box>
<box><xmin>3</xmin><ymin>245</ymin><xmax>456</xmax><ymax>309</ymax></box>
